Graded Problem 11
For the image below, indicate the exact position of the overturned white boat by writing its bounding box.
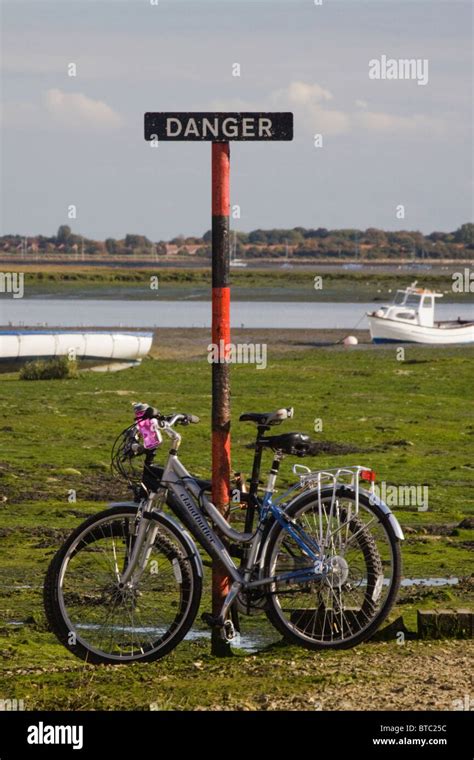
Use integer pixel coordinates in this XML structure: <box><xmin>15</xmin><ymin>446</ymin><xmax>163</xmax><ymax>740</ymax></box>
<box><xmin>367</xmin><ymin>284</ymin><xmax>474</xmax><ymax>345</ymax></box>
<box><xmin>0</xmin><ymin>330</ymin><xmax>153</xmax><ymax>364</ymax></box>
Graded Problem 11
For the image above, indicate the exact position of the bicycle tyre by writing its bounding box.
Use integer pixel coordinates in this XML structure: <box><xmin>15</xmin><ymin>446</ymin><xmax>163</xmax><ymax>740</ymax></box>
<box><xmin>44</xmin><ymin>505</ymin><xmax>202</xmax><ymax>664</ymax></box>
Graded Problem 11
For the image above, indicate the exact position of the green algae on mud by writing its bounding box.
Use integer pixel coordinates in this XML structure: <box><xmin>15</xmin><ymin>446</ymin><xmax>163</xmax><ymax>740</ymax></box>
<box><xmin>0</xmin><ymin>343</ymin><xmax>472</xmax><ymax>709</ymax></box>
<box><xmin>3</xmin><ymin>267</ymin><xmax>472</xmax><ymax>301</ymax></box>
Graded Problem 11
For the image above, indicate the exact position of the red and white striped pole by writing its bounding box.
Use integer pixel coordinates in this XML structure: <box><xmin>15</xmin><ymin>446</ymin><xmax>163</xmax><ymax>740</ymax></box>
<box><xmin>210</xmin><ymin>142</ymin><xmax>232</xmax><ymax>656</ymax></box>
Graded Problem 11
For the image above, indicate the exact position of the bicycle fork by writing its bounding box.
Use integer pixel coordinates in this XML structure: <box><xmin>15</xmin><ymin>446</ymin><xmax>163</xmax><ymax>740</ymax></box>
<box><xmin>118</xmin><ymin>495</ymin><xmax>163</xmax><ymax>589</ymax></box>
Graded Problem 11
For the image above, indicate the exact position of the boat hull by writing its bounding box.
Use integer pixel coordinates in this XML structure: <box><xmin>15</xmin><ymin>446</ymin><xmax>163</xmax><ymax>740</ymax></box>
<box><xmin>368</xmin><ymin>316</ymin><xmax>474</xmax><ymax>345</ymax></box>
<box><xmin>0</xmin><ymin>331</ymin><xmax>153</xmax><ymax>362</ymax></box>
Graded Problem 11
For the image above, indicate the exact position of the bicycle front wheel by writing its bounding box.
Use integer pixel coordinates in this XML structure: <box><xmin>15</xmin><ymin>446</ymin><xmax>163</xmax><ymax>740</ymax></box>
<box><xmin>44</xmin><ymin>506</ymin><xmax>202</xmax><ymax>664</ymax></box>
<box><xmin>264</xmin><ymin>487</ymin><xmax>401</xmax><ymax>649</ymax></box>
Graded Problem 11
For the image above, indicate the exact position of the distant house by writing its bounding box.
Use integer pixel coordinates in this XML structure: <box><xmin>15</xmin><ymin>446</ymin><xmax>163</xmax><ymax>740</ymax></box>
<box><xmin>165</xmin><ymin>243</ymin><xmax>200</xmax><ymax>255</ymax></box>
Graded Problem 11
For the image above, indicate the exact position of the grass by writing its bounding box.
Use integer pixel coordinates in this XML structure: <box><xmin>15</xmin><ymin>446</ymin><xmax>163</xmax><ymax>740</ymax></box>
<box><xmin>0</xmin><ymin>342</ymin><xmax>472</xmax><ymax>709</ymax></box>
<box><xmin>19</xmin><ymin>356</ymin><xmax>78</xmax><ymax>381</ymax></box>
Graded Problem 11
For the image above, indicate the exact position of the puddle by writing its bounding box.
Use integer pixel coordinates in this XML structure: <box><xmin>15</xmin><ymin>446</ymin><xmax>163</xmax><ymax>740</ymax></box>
<box><xmin>359</xmin><ymin>577</ymin><xmax>460</xmax><ymax>588</ymax></box>
<box><xmin>184</xmin><ymin>628</ymin><xmax>277</xmax><ymax>653</ymax></box>
<box><xmin>1</xmin><ymin>617</ymin><xmax>276</xmax><ymax>652</ymax></box>
<box><xmin>400</xmin><ymin>577</ymin><xmax>459</xmax><ymax>587</ymax></box>
<box><xmin>71</xmin><ymin>622</ymin><xmax>276</xmax><ymax>653</ymax></box>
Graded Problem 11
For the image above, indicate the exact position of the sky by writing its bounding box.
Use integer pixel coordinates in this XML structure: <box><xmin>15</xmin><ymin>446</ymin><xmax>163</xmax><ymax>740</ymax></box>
<box><xmin>1</xmin><ymin>0</ymin><xmax>472</xmax><ymax>240</ymax></box>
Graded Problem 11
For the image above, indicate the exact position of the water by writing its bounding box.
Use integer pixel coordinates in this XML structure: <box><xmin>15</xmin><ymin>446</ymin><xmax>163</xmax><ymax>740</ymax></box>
<box><xmin>184</xmin><ymin>629</ymin><xmax>278</xmax><ymax>652</ymax></box>
<box><xmin>1</xmin><ymin>300</ymin><xmax>472</xmax><ymax>330</ymax></box>
<box><xmin>3</xmin><ymin>620</ymin><xmax>274</xmax><ymax>652</ymax></box>
<box><xmin>72</xmin><ymin>622</ymin><xmax>277</xmax><ymax>653</ymax></box>
<box><xmin>400</xmin><ymin>577</ymin><xmax>460</xmax><ymax>587</ymax></box>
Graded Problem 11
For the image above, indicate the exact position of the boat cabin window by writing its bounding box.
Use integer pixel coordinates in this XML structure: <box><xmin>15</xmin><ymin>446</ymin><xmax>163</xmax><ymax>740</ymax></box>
<box><xmin>394</xmin><ymin>292</ymin><xmax>406</xmax><ymax>305</ymax></box>
<box><xmin>421</xmin><ymin>296</ymin><xmax>433</xmax><ymax>308</ymax></box>
<box><xmin>405</xmin><ymin>294</ymin><xmax>421</xmax><ymax>308</ymax></box>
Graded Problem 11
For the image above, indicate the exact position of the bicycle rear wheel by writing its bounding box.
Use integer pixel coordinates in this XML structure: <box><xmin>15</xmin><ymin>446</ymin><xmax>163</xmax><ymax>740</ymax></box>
<box><xmin>264</xmin><ymin>487</ymin><xmax>401</xmax><ymax>649</ymax></box>
<box><xmin>44</xmin><ymin>506</ymin><xmax>202</xmax><ymax>664</ymax></box>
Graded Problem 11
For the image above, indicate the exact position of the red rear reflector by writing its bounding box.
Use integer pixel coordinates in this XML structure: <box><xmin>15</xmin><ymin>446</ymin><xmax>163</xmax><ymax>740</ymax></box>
<box><xmin>360</xmin><ymin>469</ymin><xmax>376</xmax><ymax>482</ymax></box>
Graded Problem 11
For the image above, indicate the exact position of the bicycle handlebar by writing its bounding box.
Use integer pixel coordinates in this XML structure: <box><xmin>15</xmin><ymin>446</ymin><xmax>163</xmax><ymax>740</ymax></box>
<box><xmin>137</xmin><ymin>405</ymin><xmax>200</xmax><ymax>427</ymax></box>
<box><xmin>164</xmin><ymin>413</ymin><xmax>200</xmax><ymax>427</ymax></box>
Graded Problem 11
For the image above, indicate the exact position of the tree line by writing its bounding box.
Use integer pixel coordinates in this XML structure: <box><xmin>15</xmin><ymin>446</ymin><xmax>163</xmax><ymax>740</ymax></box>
<box><xmin>1</xmin><ymin>223</ymin><xmax>472</xmax><ymax>260</ymax></box>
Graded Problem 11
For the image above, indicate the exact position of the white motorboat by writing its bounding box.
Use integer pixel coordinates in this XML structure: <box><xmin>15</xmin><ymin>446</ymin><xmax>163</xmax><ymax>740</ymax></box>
<box><xmin>0</xmin><ymin>330</ymin><xmax>153</xmax><ymax>364</ymax></box>
<box><xmin>367</xmin><ymin>283</ymin><xmax>474</xmax><ymax>345</ymax></box>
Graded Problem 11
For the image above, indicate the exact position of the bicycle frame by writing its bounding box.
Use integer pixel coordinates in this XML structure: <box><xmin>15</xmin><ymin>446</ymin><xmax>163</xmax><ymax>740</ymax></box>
<box><xmin>166</xmin><ymin>450</ymin><xmax>320</xmax><ymax>572</ymax></box>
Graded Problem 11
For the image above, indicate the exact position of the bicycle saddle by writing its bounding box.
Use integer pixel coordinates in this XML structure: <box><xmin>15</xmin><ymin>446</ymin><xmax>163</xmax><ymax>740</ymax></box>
<box><xmin>239</xmin><ymin>407</ymin><xmax>294</xmax><ymax>427</ymax></box>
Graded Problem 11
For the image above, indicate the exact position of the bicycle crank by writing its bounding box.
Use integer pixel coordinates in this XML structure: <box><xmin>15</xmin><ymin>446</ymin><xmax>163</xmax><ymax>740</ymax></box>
<box><xmin>201</xmin><ymin>613</ymin><xmax>237</xmax><ymax>641</ymax></box>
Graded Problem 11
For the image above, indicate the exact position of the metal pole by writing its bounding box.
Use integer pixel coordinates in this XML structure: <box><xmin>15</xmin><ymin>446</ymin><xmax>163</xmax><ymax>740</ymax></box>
<box><xmin>211</xmin><ymin>141</ymin><xmax>232</xmax><ymax>656</ymax></box>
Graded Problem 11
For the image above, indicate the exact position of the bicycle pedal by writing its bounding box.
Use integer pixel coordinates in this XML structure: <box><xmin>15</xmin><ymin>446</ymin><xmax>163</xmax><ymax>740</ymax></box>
<box><xmin>222</xmin><ymin>619</ymin><xmax>236</xmax><ymax>642</ymax></box>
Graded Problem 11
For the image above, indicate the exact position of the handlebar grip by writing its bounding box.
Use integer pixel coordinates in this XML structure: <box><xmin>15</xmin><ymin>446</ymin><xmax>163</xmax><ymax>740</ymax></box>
<box><xmin>179</xmin><ymin>414</ymin><xmax>200</xmax><ymax>425</ymax></box>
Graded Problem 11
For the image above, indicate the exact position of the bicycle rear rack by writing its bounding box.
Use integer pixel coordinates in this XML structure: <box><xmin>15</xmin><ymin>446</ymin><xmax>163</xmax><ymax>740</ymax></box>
<box><xmin>289</xmin><ymin>464</ymin><xmax>377</xmax><ymax>519</ymax></box>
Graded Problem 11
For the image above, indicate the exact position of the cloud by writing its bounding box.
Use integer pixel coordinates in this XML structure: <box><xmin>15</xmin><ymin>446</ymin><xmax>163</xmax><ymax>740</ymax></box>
<box><xmin>269</xmin><ymin>80</ymin><xmax>350</xmax><ymax>136</ymax></box>
<box><xmin>212</xmin><ymin>81</ymin><xmax>349</xmax><ymax>136</ymax></box>
<box><xmin>272</xmin><ymin>81</ymin><xmax>333</xmax><ymax>105</ymax></box>
<box><xmin>212</xmin><ymin>80</ymin><xmax>448</xmax><ymax>138</ymax></box>
<box><xmin>44</xmin><ymin>89</ymin><xmax>122</xmax><ymax>129</ymax></box>
<box><xmin>2</xmin><ymin>90</ymin><xmax>122</xmax><ymax>132</ymax></box>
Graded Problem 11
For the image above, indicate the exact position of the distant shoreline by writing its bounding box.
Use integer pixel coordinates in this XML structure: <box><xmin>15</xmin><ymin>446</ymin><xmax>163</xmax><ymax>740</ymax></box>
<box><xmin>1</xmin><ymin>257</ymin><xmax>472</xmax><ymax>269</ymax></box>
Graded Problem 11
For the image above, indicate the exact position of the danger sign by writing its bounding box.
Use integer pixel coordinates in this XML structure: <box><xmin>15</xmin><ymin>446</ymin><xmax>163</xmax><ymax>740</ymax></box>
<box><xmin>144</xmin><ymin>112</ymin><xmax>293</xmax><ymax>142</ymax></box>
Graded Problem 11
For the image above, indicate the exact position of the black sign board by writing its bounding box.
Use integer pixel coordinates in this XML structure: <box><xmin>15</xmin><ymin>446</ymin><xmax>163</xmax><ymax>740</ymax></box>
<box><xmin>144</xmin><ymin>112</ymin><xmax>293</xmax><ymax>142</ymax></box>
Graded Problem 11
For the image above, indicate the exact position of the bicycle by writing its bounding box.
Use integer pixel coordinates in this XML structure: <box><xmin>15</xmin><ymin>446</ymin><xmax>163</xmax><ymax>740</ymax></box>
<box><xmin>44</xmin><ymin>405</ymin><xmax>404</xmax><ymax>664</ymax></box>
